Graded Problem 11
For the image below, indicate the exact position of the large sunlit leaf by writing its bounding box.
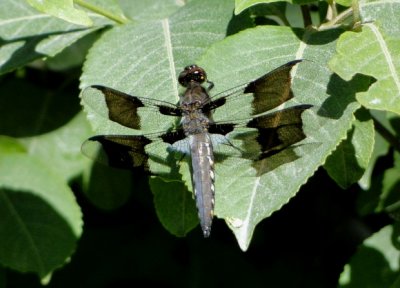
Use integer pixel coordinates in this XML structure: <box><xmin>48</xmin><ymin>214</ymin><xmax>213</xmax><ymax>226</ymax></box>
<box><xmin>0</xmin><ymin>149</ymin><xmax>82</xmax><ymax>280</ymax></box>
<box><xmin>81</xmin><ymin>0</ymin><xmax>237</xmax><ymax>236</ymax></box>
<box><xmin>196</xmin><ymin>27</ymin><xmax>369</xmax><ymax>250</ymax></box>
<box><xmin>81</xmin><ymin>0</ymin><xmax>366</xmax><ymax>249</ymax></box>
<box><xmin>324</xmin><ymin>109</ymin><xmax>374</xmax><ymax>189</ymax></box>
<box><xmin>0</xmin><ymin>0</ymin><xmax>112</xmax><ymax>74</ymax></box>
<box><xmin>329</xmin><ymin>0</ymin><xmax>400</xmax><ymax>115</ymax></box>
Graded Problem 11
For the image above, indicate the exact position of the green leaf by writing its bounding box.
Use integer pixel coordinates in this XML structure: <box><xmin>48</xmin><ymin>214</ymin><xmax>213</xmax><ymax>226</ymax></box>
<box><xmin>0</xmin><ymin>0</ymin><xmax>111</xmax><ymax>74</ymax></box>
<box><xmin>81</xmin><ymin>0</ymin><xmax>236</xmax><ymax>236</ymax></box>
<box><xmin>0</xmin><ymin>78</ymin><xmax>92</xmax><ymax>181</ymax></box>
<box><xmin>358</xmin><ymin>110</ymin><xmax>390</xmax><ymax>189</ymax></box>
<box><xmin>21</xmin><ymin>112</ymin><xmax>92</xmax><ymax>181</ymax></box>
<box><xmin>150</xmin><ymin>177</ymin><xmax>199</xmax><ymax>237</ymax></box>
<box><xmin>235</xmin><ymin>0</ymin><xmax>316</xmax><ymax>14</ymax></box>
<box><xmin>357</xmin><ymin>151</ymin><xmax>400</xmax><ymax>218</ymax></box>
<box><xmin>81</xmin><ymin>1</ymin><xmax>365</xmax><ymax>249</ymax></box>
<box><xmin>0</xmin><ymin>150</ymin><xmax>82</xmax><ymax>279</ymax></box>
<box><xmin>119</xmin><ymin>0</ymin><xmax>184</xmax><ymax>21</ymax></box>
<box><xmin>0</xmin><ymin>136</ymin><xmax>26</xmax><ymax>154</ymax></box>
<box><xmin>26</xmin><ymin>0</ymin><xmax>93</xmax><ymax>26</ymax></box>
<box><xmin>335</xmin><ymin>0</ymin><xmax>352</xmax><ymax>6</ymax></box>
<box><xmin>82</xmin><ymin>163</ymin><xmax>133</xmax><ymax>210</ymax></box>
<box><xmin>197</xmin><ymin>26</ymin><xmax>368</xmax><ymax>250</ymax></box>
<box><xmin>335</xmin><ymin>0</ymin><xmax>353</xmax><ymax>7</ymax></box>
<box><xmin>45</xmin><ymin>32</ymin><xmax>99</xmax><ymax>71</ymax></box>
<box><xmin>235</xmin><ymin>0</ymin><xmax>286</xmax><ymax>15</ymax></box>
<box><xmin>324</xmin><ymin>109</ymin><xmax>375</xmax><ymax>189</ymax></box>
<box><xmin>380</xmin><ymin>154</ymin><xmax>400</xmax><ymax>217</ymax></box>
<box><xmin>339</xmin><ymin>225</ymin><xmax>400</xmax><ymax>287</ymax></box>
<box><xmin>329</xmin><ymin>1</ymin><xmax>400</xmax><ymax>115</ymax></box>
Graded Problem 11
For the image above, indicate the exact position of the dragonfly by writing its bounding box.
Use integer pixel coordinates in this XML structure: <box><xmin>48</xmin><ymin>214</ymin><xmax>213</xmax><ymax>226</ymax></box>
<box><xmin>81</xmin><ymin>59</ymin><xmax>312</xmax><ymax>237</ymax></box>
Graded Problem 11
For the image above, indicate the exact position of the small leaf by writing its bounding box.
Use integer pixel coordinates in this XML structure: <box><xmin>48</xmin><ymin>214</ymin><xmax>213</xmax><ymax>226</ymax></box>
<box><xmin>339</xmin><ymin>225</ymin><xmax>400</xmax><ymax>287</ymax></box>
<box><xmin>324</xmin><ymin>109</ymin><xmax>375</xmax><ymax>189</ymax></box>
<box><xmin>45</xmin><ymin>32</ymin><xmax>99</xmax><ymax>71</ymax></box>
<box><xmin>0</xmin><ymin>0</ymin><xmax>111</xmax><ymax>74</ymax></box>
<box><xmin>0</xmin><ymin>151</ymin><xmax>82</xmax><ymax>279</ymax></box>
<box><xmin>82</xmin><ymin>163</ymin><xmax>133</xmax><ymax>210</ymax></box>
<box><xmin>358</xmin><ymin>111</ymin><xmax>390</xmax><ymax>189</ymax></box>
<box><xmin>150</xmin><ymin>177</ymin><xmax>199</xmax><ymax>237</ymax></box>
<box><xmin>380</xmin><ymin>154</ymin><xmax>400</xmax><ymax>217</ymax></box>
<box><xmin>357</xmin><ymin>152</ymin><xmax>400</xmax><ymax>218</ymax></box>
<box><xmin>335</xmin><ymin>0</ymin><xmax>351</xmax><ymax>6</ymax></box>
<box><xmin>329</xmin><ymin>1</ymin><xmax>400</xmax><ymax>115</ymax></box>
<box><xmin>235</xmin><ymin>0</ymin><xmax>316</xmax><ymax>14</ymax></box>
<box><xmin>0</xmin><ymin>78</ymin><xmax>92</xmax><ymax>181</ymax></box>
<box><xmin>26</xmin><ymin>0</ymin><xmax>93</xmax><ymax>26</ymax></box>
<box><xmin>0</xmin><ymin>136</ymin><xmax>26</xmax><ymax>154</ymax></box>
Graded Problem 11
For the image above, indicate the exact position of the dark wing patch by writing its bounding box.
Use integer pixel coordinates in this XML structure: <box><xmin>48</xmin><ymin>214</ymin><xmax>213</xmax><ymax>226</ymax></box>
<box><xmin>246</xmin><ymin>104</ymin><xmax>312</xmax><ymax>158</ymax></box>
<box><xmin>208</xmin><ymin>123</ymin><xmax>235</xmax><ymax>135</ymax></box>
<box><xmin>82</xmin><ymin>135</ymin><xmax>152</xmax><ymax>170</ymax></box>
<box><xmin>81</xmin><ymin>128</ymin><xmax>188</xmax><ymax>171</ymax></box>
<box><xmin>203</xmin><ymin>60</ymin><xmax>302</xmax><ymax>117</ymax></box>
<box><xmin>83</xmin><ymin>85</ymin><xmax>181</xmax><ymax>130</ymax></box>
<box><xmin>244</xmin><ymin>60</ymin><xmax>301</xmax><ymax>115</ymax></box>
<box><xmin>160</xmin><ymin>129</ymin><xmax>186</xmax><ymax>145</ymax></box>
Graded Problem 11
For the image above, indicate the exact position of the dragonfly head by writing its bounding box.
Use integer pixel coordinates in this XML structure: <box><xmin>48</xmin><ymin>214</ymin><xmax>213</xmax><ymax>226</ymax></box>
<box><xmin>178</xmin><ymin>64</ymin><xmax>207</xmax><ymax>87</ymax></box>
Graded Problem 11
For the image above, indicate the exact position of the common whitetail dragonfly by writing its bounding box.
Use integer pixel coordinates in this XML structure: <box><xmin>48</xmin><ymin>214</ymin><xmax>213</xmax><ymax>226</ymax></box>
<box><xmin>81</xmin><ymin>60</ymin><xmax>311</xmax><ymax>237</ymax></box>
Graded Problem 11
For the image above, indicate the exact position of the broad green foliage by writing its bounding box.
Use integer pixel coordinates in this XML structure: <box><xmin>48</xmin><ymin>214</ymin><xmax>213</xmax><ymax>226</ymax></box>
<box><xmin>80</xmin><ymin>12</ymin><xmax>366</xmax><ymax>249</ymax></box>
<box><xmin>27</xmin><ymin>0</ymin><xmax>93</xmax><ymax>26</ymax></box>
<box><xmin>81</xmin><ymin>0</ymin><xmax>237</xmax><ymax>238</ymax></box>
<box><xmin>0</xmin><ymin>73</ymin><xmax>90</xmax><ymax>281</ymax></box>
<box><xmin>197</xmin><ymin>26</ymin><xmax>366</xmax><ymax>249</ymax></box>
<box><xmin>1</xmin><ymin>0</ymin><xmax>400</xmax><ymax>283</ymax></box>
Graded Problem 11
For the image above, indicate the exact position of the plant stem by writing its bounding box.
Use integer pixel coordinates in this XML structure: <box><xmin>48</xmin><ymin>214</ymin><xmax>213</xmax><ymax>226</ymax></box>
<box><xmin>300</xmin><ymin>5</ymin><xmax>312</xmax><ymax>27</ymax></box>
<box><xmin>74</xmin><ymin>0</ymin><xmax>130</xmax><ymax>24</ymax></box>
<box><xmin>318</xmin><ymin>7</ymin><xmax>353</xmax><ymax>30</ymax></box>
<box><xmin>372</xmin><ymin>116</ymin><xmax>400</xmax><ymax>153</ymax></box>
<box><xmin>326</xmin><ymin>0</ymin><xmax>338</xmax><ymax>19</ymax></box>
<box><xmin>352</xmin><ymin>0</ymin><xmax>361</xmax><ymax>24</ymax></box>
